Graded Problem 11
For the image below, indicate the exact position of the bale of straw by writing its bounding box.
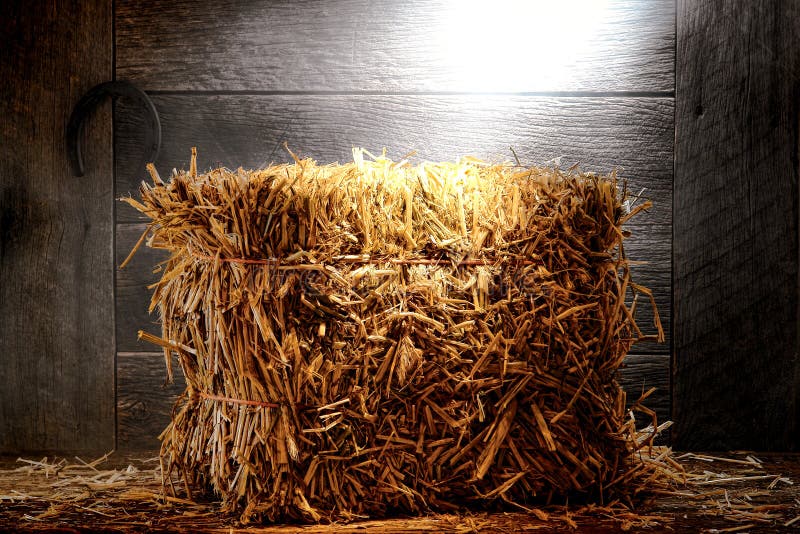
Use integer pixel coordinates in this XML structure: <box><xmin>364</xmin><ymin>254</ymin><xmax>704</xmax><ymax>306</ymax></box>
<box><xmin>122</xmin><ymin>147</ymin><xmax>664</xmax><ymax>522</ymax></box>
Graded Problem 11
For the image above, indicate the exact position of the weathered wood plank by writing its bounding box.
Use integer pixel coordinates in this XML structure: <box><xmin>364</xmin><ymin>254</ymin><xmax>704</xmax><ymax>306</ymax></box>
<box><xmin>116</xmin><ymin>352</ymin><xmax>667</xmax><ymax>450</ymax></box>
<box><xmin>674</xmin><ymin>0</ymin><xmax>800</xmax><ymax>450</ymax></box>
<box><xmin>0</xmin><ymin>1</ymin><xmax>114</xmax><ymax>452</ymax></box>
<box><xmin>618</xmin><ymin>354</ymin><xmax>670</xmax><ymax>426</ymax></box>
<box><xmin>625</xmin><ymin>225</ymin><xmax>672</xmax><ymax>355</ymax></box>
<box><xmin>115</xmin><ymin>224</ymin><xmax>168</xmax><ymax>352</ymax></box>
<box><xmin>115</xmin><ymin>95</ymin><xmax>673</xmax><ymax>225</ymax></box>
<box><xmin>115</xmin><ymin>0</ymin><xmax>675</xmax><ymax>93</ymax></box>
<box><xmin>117</xmin><ymin>353</ymin><xmax>184</xmax><ymax>451</ymax></box>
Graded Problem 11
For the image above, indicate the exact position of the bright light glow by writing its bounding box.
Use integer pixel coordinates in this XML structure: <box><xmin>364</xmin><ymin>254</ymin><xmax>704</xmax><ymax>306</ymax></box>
<box><xmin>439</xmin><ymin>0</ymin><xmax>611</xmax><ymax>92</ymax></box>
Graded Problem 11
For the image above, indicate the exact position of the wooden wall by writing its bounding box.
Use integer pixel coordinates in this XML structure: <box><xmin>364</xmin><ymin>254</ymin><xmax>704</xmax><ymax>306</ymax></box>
<box><xmin>673</xmin><ymin>0</ymin><xmax>800</xmax><ymax>450</ymax></box>
<box><xmin>3</xmin><ymin>0</ymin><xmax>797</xmax><ymax>454</ymax></box>
<box><xmin>113</xmin><ymin>0</ymin><xmax>675</xmax><ymax>449</ymax></box>
<box><xmin>0</xmin><ymin>1</ymin><xmax>114</xmax><ymax>452</ymax></box>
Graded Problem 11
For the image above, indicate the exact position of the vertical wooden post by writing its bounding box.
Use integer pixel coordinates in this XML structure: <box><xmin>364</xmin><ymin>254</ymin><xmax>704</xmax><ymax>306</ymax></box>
<box><xmin>674</xmin><ymin>0</ymin><xmax>800</xmax><ymax>450</ymax></box>
<box><xmin>0</xmin><ymin>1</ymin><xmax>114</xmax><ymax>451</ymax></box>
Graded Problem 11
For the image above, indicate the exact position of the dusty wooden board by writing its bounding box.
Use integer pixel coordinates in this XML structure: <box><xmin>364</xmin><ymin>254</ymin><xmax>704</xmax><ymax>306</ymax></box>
<box><xmin>116</xmin><ymin>352</ymin><xmax>669</xmax><ymax>451</ymax></box>
<box><xmin>117</xmin><ymin>353</ymin><xmax>185</xmax><ymax>451</ymax></box>
<box><xmin>115</xmin><ymin>0</ymin><xmax>675</xmax><ymax>93</ymax></box>
<box><xmin>623</xmin><ymin>225</ymin><xmax>672</xmax><ymax>356</ymax></box>
<box><xmin>113</xmin><ymin>94</ymin><xmax>673</xmax><ymax>356</ymax></box>
<box><xmin>115</xmin><ymin>223</ymin><xmax>166</xmax><ymax>353</ymax></box>
<box><xmin>673</xmin><ymin>0</ymin><xmax>800</xmax><ymax>450</ymax></box>
<box><xmin>115</xmin><ymin>95</ymin><xmax>673</xmax><ymax>224</ymax></box>
<box><xmin>618</xmin><ymin>354</ymin><xmax>670</xmax><ymax>424</ymax></box>
<box><xmin>0</xmin><ymin>1</ymin><xmax>114</xmax><ymax>452</ymax></box>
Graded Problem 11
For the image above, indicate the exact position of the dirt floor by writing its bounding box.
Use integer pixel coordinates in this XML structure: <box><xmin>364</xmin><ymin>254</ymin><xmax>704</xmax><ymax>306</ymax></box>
<box><xmin>0</xmin><ymin>451</ymin><xmax>798</xmax><ymax>533</ymax></box>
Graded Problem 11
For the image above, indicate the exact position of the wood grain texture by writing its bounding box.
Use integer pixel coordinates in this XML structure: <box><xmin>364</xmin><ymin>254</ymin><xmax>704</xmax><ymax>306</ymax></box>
<box><xmin>115</xmin><ymin>0</ymin><xmax>675</xmax><ymax>93</ymax></box>
<box><xmin>115</xmin><ymin>223</ymin><xmax>169</xmax><ymax>352</ymax></box>
<box><xmin>618</xmin><ymin>354</ymin><xmax>670</xmax><ymax>426</ymax></box>
<box><xmin>116</xmin><ymin>353</ymin><xmax>666</xmax><ymax>450</ymax></box>
<box><xmin>115</xmin><ymin>95</ymin><xmax>673</xmax><ymax>224</ymax></box>
<box><xmin>117</xmin><ymin>353</ymin><xmax>185</xmax><ymax>451</ymax></box>
<box><xmin>0</xmin><ymin>1</ymin><xmax>114</xmax><ymax>452</ymax></box>
<box><xmin>625</xmin><ymin>225</ymin><xmax>672</xmax><ymax>356</ymax></box>
<box><xmin>674</xmin><ymin>1</ymin><xmax>800</xmax><ymax>450</ymax></box>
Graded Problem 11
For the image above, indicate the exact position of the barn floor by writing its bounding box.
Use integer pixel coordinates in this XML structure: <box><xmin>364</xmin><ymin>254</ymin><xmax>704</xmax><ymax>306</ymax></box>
<box><xmin>1</xmin><ymin>451</ymin><xmax>798</xmax><ymax>533</ymax></box>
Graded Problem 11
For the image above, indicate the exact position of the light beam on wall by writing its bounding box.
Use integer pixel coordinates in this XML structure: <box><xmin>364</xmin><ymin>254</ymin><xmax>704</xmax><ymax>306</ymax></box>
<box><xmin>439</xmin><ymin>0</ymin><xmax>611</xmax><ymax>92</ymax></box>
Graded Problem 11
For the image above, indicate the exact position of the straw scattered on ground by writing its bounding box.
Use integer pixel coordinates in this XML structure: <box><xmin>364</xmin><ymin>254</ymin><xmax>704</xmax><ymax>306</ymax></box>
<box><xmin>2</xmin><ymin>451</ymin><xmax>798</xmax><ymax>532</ymax></box>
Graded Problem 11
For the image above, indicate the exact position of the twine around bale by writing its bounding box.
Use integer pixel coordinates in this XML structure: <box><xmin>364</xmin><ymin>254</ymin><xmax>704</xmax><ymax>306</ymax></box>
<box><xmin>186</xmin><ymin>250</ymin><xmax>541</xmax><ymax>267</ymax></box>
<box><xmin>197</xmin><ymin>391</ymin><xmax>281</xmax><ymax>409</ymax></box>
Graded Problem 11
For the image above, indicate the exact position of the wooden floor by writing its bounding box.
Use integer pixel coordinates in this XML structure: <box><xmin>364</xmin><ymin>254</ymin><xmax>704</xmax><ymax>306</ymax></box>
<box><xmin>0</xmin><ymin>451</ymin><xmax>798</xmax><ymax>533</ymax></box>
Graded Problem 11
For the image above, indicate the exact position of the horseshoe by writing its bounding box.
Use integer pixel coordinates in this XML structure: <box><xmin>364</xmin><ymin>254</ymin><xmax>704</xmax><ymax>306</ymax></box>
<box><xmin>66</xmin><ymin>81</ymin><xmax>160</xmax><ymax>177</ymax></box>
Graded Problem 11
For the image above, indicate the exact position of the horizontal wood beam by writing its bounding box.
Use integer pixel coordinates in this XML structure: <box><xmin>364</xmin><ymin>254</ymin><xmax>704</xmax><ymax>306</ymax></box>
<box><xmin>116</xmin><ymin>0</ymin><xmax>675</xmax><ymax>93</ymax></box>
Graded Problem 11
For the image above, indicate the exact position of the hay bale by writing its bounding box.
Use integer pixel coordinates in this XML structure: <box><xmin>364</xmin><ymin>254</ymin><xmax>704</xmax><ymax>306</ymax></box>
<box><xmin>122</xmin><ymin>147</ymin><xmax>664</xmax><ymax>522</ymax></box>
